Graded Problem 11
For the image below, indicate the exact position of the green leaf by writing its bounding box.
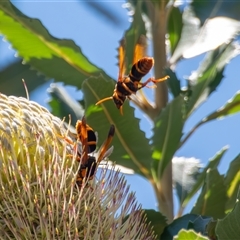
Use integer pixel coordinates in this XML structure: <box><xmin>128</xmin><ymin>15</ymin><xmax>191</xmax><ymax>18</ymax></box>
<box><xmin>170</xmin><ymin>5</ymin><xmax>240</xmax><ymax>62</ymax></box>
<box><xmin>216</xmin><ymin>189</ymin><xmax>240</xmax><ymax>240</ymax></box>
<box><xmin>188</xmin><ymin>215</ymin><xmax>212</xmax><ymax>235</ymax></box>
<box><xmin>203</xmin><ymin>91</ymin><xmax>240</xmax><ymax>123</ymax></box>
<box><xmin>182</xmin><ymin>92</ymin><xmax>240</xmax><ymax>145</ymax></box>
<box><xmin>186</xmin><ymin>43</ymin><xmax>239</xmax><ymax>116</ymax></box>
<box><xmin>48</xmin><ymin>84</ymin><xmax>84</xmax><ymax>125</ymax></box>
<box><xmin>168</xmin><ymin>7</ymin><xmax>183</xmax><ymax>56</ymax></box>
<box><xmin>161</xmin><ymin>214</ymin><xmax>210</xmax><ymax>240</ymax></box>
<box><xmin>151</xmin><ymin>95</ymin><xmax>184</xmax><ymax>180</ymax></box>
<box><xmin>0</xmin><ymin>60</ymin><xmax>46</xmax><ymax>96</ymax></box>
<box><xmin>174</xmin><ymin>229</ymin><xmax>209</xmax><ymax>240</ymax></box>
<box><xmin>82</xmin><ymin>76</ymin><xmax>152</xmax><ymax>178</ymax></box>
<box><xmin>183</xmin><ymin>146</ymin><xmax>228</xmax><ymax>207</ymax></box>
<box><xmin>165</xmin><ymin>68</ymin><xmax>181</xmax><ymax>98</ymax></box>
<box><xmin>191</xmin><ymin>168</ymin><xmax>227</xmax><ymax>219</ymax></box>
<box><xmin>191</xmin><ymin>0</ymin><xmax>240</xmax><ymax>24</ymax></box>
<box><xmin>183</xmin><ymin>17</ymin><xmax>240</xmax><ymax>58</ymax></box>
<box><xmin>169</xmin><ymin>8</ymin><xmax>200</xmax><ymax>65</ymax></box>
<box><xmin>143</xmin><ymin>209</ymin><xmax>167</xmax><ymax>237</ymax></box>
<box><xmin>172</xmin><ymin>157</ymin><xmax>201</xmax><ymax>205</ymax></box>
<box><xmin>224</xmin><ymin>154</ymin><xmax>240</xmax><ymax>211</ymax></box>
<box><xmin>0</xmin><ymin>1</ymin><xmax>108</xmax><ymax>88</ymax></box>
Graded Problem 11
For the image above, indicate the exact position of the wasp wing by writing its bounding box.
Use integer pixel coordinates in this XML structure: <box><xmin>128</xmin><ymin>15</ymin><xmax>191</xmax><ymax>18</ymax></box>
<box><xmin>133</xmin><ymin>35</ymin><xmax>147</xmax><ymax>65</ymax></box>
<box><xmin>118</xmin><ymin>38</ymin><xmax>126</xmax><ymax>82</ymax></box>
<box><xmin>97</xmin><ymin>125</ymin><xmax>115</xmax><ymax>164</ymax></box>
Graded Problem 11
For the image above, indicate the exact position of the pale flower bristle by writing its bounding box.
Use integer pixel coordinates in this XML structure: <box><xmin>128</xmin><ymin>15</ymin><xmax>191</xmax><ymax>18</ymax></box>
<box><xmin>0</xmin><ymin>93</ymin><xmax>156</xmax><ymax>239</ymax></box>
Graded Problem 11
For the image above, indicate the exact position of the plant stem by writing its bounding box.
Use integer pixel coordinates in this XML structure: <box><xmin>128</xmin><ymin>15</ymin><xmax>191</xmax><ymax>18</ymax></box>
<box><xmin>146</xmin><ymin>1</ymin><xmax>173</xmax><ymax>222</ymax></box>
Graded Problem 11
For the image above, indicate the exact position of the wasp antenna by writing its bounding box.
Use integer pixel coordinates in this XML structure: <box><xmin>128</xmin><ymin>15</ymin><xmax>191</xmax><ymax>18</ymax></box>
<box><xmin>96</xmin><ymin>96</ymin><xmax>113</xmax><ymax>105</ymax></box>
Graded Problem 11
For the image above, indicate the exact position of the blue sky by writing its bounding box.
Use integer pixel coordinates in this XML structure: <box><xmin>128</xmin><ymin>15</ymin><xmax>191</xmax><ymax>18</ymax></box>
<box><xmin>1</xmin><ymin>1</ymin><xmax>240</xmax><ymax>214</ymax></box>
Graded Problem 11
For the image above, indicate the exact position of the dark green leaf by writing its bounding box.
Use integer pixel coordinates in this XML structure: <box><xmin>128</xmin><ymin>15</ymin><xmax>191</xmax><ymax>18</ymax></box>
<box><xmin>183</xmin><ymin>146</ymin><xmax>228</xmax><ymax>207</ymax></box>
<box><xmin>188</xmin><ymin>215</ymin><xmax>212</xmax><ymax>235</ymax></box>
<box><xmin>82</xmin><ymin>76</ymin><xmax>152</xmax><ymax>178</ymax></box>
<box><xmin>143</xmin><ymin>209</ymin><xmax>167</xmax><ymax>237</ymax></box>
<box><xmin>172</xmin><ymin>157</ymin><xmax>201</xmax><ymax>205</ymax></box>
<box><xmin>165</xmin><ymin>68</ymin><xmax>181</xmax><ymax>98</ymax></box>
<box><xmin>0</xmin><ymin>1</ymin><xmax>108</xmax><ymax>88</ymax></box>
<box><xmin>168</xmin><ymin>7</ymin><xmax>183</xmax><ymax>56</ymax></box>
<box><xmin>216</xmin><ymin>189</ymin><xmax>240</xmax><ymax>240</ymax></box>
<box><xmin>152</xmin><ymin>95</ymin><xmax>184</xmax><ymax>179</ymax></box>
<box><xmin>191</xmin><ymin>168</ymin><xmax>227</xmax><ymax>219</ymax></box>
<box><xmin>169</xmin><ymin>8</ymin><xmax>200</xmax><ymax>65</ymax></box>
<box><xmin>161</xmin><ymin>214</ymin><xmax>199</xmax><ymax>240</ymax></box>
<box><xmin>186</xmin><ymin>43</ymin><xmax>239</xmax><ymax>116</ymax></box>
<box><xmin>0</xmin><ymin>60</ymin><xmax>45</xmax><ymax>96</ymax></box>
<box><xmin>191</xmin><ymin>0</ymin><xmax>240</xmax><ymax>24</ymax></box>
<box><xmin>48</xmin><ymin>83</ymin><xmax>84</xmax><ymax>124</ymax></box>
<box><xmin>170</xmin><ymin>5</ymin><xmax>240</xmax><ymax>62</ymax></box>
<box><xmin>224</xmin><ymin>154</ymin><xmax>240</xmax><ymax>211</ymax></box>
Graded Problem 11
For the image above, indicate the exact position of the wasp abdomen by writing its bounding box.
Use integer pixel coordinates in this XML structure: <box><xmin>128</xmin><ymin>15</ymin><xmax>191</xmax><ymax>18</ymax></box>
<box><xmin>76</xmin><ymin>120</ymin><xmax>97</xmax><ymax>153</ymax></box>
<box><xmin>129</xmin><ymin>57</ymin><xmax>154</xmax><ymax>82</ymax></box>
<box><xmin>116</xmin><ymin>80</ymin><xmax>137</xmax><ymax>96</ymax></box>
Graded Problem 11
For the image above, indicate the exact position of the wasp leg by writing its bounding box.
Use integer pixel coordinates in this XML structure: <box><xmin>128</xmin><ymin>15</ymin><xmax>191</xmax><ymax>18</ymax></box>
<box><xmin>56</xmin><ymin>133</ymin><xmax>82</xmax><ymax>161</ymax></box>
<box><xmin>138</xmin><ymin>75</ymin><xmax>169</xmax><ymax>89</ymax></box>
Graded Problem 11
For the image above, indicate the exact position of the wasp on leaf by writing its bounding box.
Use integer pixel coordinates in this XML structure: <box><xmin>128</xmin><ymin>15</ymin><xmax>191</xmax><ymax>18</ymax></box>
<box><xmin>96</xmin><ymin>35</ymin><xmax>169</xmax><ymax>114</ymax></box>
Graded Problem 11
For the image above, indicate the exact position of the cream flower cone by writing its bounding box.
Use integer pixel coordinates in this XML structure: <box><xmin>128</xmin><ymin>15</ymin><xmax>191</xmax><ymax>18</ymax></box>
<box><xmin>0</xmin><ymin>93</ymin><xmax>156</xmax><ymax>240</ymax></box>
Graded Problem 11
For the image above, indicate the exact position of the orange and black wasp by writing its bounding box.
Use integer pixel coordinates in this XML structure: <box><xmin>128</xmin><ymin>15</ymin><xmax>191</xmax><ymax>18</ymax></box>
<box><xmin>75</xmin><ymin>116</ymin><xmax>115</xmax><ymax>187</ymax></box>
<box><xmin>96</xmin><ymin>35</ymin><xmax>169</xmax><ymax>114</ymax></box>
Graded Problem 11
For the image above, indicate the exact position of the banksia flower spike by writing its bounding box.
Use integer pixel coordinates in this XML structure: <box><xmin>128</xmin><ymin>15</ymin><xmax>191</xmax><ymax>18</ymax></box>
<box><xmin>0</xmin><ymin>93</ymin><xmax>156</xmax><ymax>239</ymax></box>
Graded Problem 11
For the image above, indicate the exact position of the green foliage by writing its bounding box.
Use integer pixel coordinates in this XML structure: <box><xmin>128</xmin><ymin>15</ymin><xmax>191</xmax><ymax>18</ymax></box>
<box><xmin>165</xmin><ymin>68</ymin><xmax>181</xmax><ymax>98</ymax></box>
<box><xmin>168</xmin><ymin>7</ymin><xmax>183</xmax><ymax>55</ymax></box>
<box><xmin>216</xmin><ymin>190</ymin><xmax>240</xmax><ymax>239</ymax></box>
<box><xmin>185</xmin><ymin>43</ymin><xmax>238</xmax><ymax>117</ymax></box>
<box><xmin>0</xmin><ymin>1</ymin><xmax>109</xmax><ymax>90</ymax></box>
<box><xmin>1</xmin><ymin>0</ymin><xmax>240</xmax><ymax>239</ymax></box>
<box><xmin>191</xmin><ymin>0</ymin><xmax>240</xmax><ymax>24</ymax></box>
<box><xmin>161</xmin><ymin>214</ymin><xmax>212</xmax><ymax>239</ymax></box>
<box><xmin>191</xmin><ymin>169</ymin><xmax>227</xmax><ymax>219</ymax></box>
<box><xmin>182</xmin><ymin>146</ymin><xmax>228</xmax><ymax>207</ymax></box>
<box><xmin>224</xmin><ymin>155</ymin><xmax>240</xmax><ymax>211</ymax></box>
<box><xmin>143</xmin><ymin>209</ymin><xmax>167</xmax><ymax>237</ymax></box>
<box><xmin>151</xmin><ymin>96</ymin><xmax>184</xmax><ymax>179</ymax></box>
